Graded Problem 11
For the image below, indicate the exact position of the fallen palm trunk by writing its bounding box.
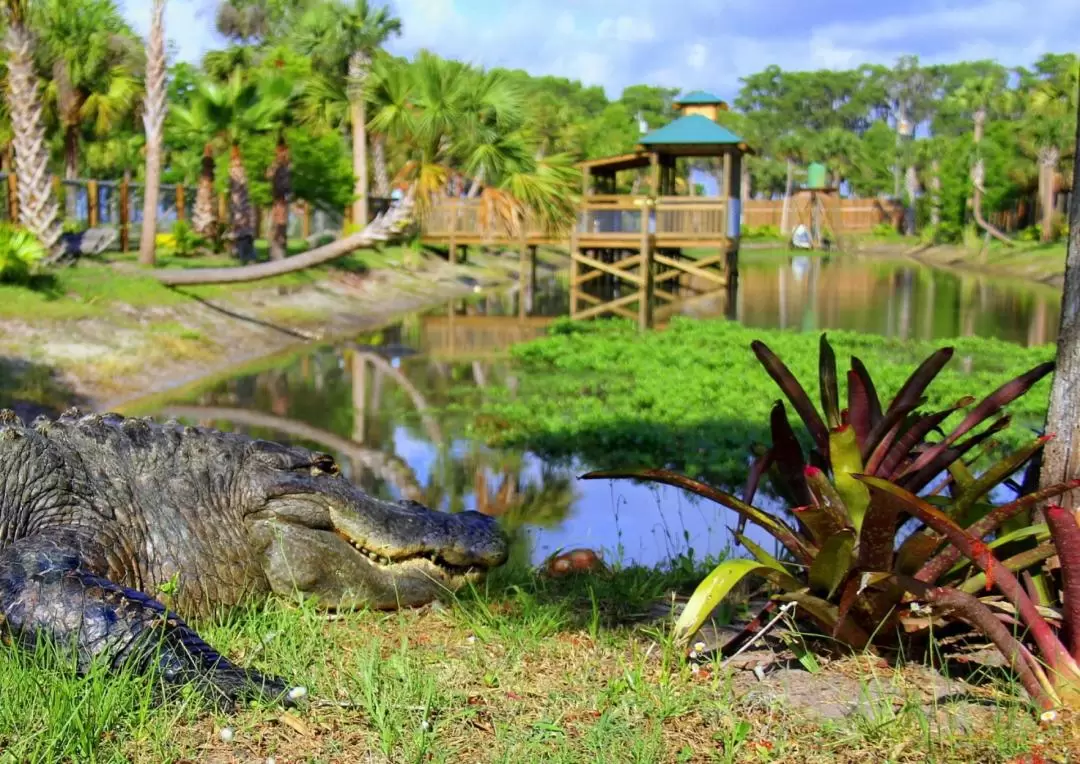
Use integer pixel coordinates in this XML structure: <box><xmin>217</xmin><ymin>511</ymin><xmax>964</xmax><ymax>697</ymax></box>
<box><xmin>148</xmin><ymin>197</ymin><xmax>415</xmax><ymax>286</ymax></box>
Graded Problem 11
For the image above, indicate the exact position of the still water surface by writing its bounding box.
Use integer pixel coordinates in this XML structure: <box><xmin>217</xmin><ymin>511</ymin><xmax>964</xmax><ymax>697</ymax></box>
<box><xmin>141</xmin><ymin>254</ymin><xmax>1060</xmax><ymax>570</ymax></box>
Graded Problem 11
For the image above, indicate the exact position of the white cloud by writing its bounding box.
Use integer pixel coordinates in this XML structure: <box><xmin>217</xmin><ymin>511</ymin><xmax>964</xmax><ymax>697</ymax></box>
<box><xmin>120</xmin><ymin>0</ymin><xmax>1080</xmax><ymax>100</ymax></box>
<box><xmin>685</xmin><ymin>43</ymin><xmax>707</xmax><ymax>71</ymax></box>
<box><xmin>597</xmin><ymin>16</ymin><xmax>655</xmax><ymax>43</ymax></box>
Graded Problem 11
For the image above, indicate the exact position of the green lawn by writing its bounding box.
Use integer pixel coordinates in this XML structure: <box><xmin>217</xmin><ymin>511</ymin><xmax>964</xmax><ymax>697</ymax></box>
<box><xmin>0</xmin><ymin>243</ymin><xmax>413</xmax><ymax>322</ymax></box>
<box><xmin>0</xmin><ymin>557</ymin><xmax>1066</xmax><ymax>763</ymax></box>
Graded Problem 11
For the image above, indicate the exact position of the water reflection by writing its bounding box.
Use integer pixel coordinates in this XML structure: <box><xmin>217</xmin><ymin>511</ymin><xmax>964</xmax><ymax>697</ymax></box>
<box><xmin>131</xmin><ymin>254</ymin><xmax>1059</xmax><ymax>570</ymax></box>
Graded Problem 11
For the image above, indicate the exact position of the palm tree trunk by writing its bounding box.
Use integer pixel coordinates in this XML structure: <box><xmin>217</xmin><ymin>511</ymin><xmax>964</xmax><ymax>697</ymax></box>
<box><xmin>904</xmin><ymin>164</ymin><xmax>920</xmax><ymax>235</ymax></box>
<box><xmin>228</xmin><ymin>143</ymin><xmax>255</xmax><ymax>263</ymax></box>
<box><xmin>268</xmin><ymin>135</ymin><xmax>290</xmax><ymax>261</ymax></box>
<box><xmin>349</xmin><ymin>51</ymin><xmax>369</xmax><ymax>227</ymax></box>
<box><xmin>1042</xmin><ymin>148</ymin><xmax>1060</xmax><ymax>242</ymax></box>
<box><xmin>970</xmin><ymin>111</ymin><xmax>1011</xmax><ymax>245</ymax></box>
<box><xmin>193</xmin><ymin>144</ymin><xmax>217</xmax><ymax>236</ymax></box>
<box><xmin>372</xmin><ymin>133</ymin><xmax>391</xmax><ymax>198</ymax></box>
<box><xmin>780</xmin><ymin>159</ymin><xmax>794</xmax><ymax>234</ymax></box>
<box><xmin>467</xmin><ymin>167</ymin><xmax>484</xmax><ymax>198</ymax></box>
<box><xmin>1037</xmin><ymin>92</ymin><xmax>1080</xmax><ymax>512</ymax></box>
<box><xmin>930</xmin><ymin>159</ymin><xmax>941</xmax><ymax>227</ymax></box>
<box><xmin>138</xmin><ymin>0</ymin><xmax>167</xmax><ymax>266</ymax></box>
<box><xmin>3</xmin><ymin>17</ymin><xmax>62</xmax><ymax>255</ymax></box>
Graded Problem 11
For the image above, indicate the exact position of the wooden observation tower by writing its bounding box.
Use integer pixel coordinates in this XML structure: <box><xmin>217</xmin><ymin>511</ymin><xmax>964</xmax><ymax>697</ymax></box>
<box><xmin>571</xmin><ymin>90</ymin><xmax>752</xmax><ymax>329</ymax></box>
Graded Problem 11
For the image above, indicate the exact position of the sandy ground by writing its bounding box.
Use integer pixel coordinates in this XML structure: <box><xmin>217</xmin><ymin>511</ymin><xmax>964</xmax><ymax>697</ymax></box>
<box><xmin>0</xmin><ymin>255</ymin><xmax>522</xmax><ymax>414</ymax></box>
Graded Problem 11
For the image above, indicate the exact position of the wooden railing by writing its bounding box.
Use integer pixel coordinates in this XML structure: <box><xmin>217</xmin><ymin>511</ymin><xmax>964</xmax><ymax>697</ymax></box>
<box><xmin>422</xmin><ymin>198</ymin><xmax>551</xmax><ymax>240</ymax></box>
<box><xmin>654</xmin><ymin>197</ymin><xmax>727</xmax><ymax>240</ymax></box>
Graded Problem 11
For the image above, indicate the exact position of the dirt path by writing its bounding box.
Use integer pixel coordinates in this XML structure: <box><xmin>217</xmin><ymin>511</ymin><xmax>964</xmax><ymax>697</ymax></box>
<box><xmin>0</xmin><ymin>253</ymin><xmax>532</xmax><ymax>414</ymax></box>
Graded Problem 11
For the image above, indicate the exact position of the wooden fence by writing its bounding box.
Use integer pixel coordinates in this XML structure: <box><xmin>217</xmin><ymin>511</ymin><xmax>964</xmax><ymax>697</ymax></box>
<box><xmin>0</xmin><ymin>172</ymin><xmax>381</xmax><ymax>252</ymax></box>
<box><xmin>742</xmin><ymin>196</ymin><xmax>904</xmax><ymax>232</ymax></box>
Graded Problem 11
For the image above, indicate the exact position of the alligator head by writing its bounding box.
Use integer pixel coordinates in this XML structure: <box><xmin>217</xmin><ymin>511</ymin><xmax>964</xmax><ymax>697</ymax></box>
<box><xmin>243</xmin><ymin>440</ymin><xmax>509</xmax><ymax>609</ymax></box>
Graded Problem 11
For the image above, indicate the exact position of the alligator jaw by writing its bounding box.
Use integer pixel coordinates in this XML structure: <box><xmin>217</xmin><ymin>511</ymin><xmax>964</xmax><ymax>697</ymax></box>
<box><xmin>332</xmin><ymin>529</ymin><xmax>485</xmax><ymax>582</ymax></box>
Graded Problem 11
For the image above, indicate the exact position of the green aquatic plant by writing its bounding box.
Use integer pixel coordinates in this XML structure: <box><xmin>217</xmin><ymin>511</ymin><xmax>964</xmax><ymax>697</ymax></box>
<box><xmin>584</xmin><ymin>334</ymin><xmax>1070</xmax><ymax>661</ymax></box>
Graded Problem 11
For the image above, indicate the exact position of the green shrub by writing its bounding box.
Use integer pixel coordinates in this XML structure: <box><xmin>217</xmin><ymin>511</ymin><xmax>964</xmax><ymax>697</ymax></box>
<box><xmin>169</xmin><ymin>220</ymin><xmax>205</xmax><ymax>257</ymax></box>
<box><xmin>742</xmin><ymin>224</ymin><xmax>782</xmax><ymax>240</ymax></box>
<box><xmin>0</xmin><ymin>224</ymin><xmax>48</xmax><ymax>284</ymax></box>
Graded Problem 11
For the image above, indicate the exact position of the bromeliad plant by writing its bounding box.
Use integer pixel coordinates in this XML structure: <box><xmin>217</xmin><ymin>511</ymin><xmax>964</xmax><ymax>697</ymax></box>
<box><xmin>583</xmin><ymin>334</ymin><xmax>1078</xmax><ymax>704</ymax></box>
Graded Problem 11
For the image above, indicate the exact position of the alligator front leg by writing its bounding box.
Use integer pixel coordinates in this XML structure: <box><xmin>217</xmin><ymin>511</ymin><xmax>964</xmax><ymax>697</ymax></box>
<box><xmin>0</xmin><ymin>534</ymin><xmax>295</xmax><ymax>712</ymax></box>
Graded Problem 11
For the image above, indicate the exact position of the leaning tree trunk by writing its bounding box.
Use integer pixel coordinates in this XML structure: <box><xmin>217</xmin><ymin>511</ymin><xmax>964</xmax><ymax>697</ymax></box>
<box><xmin>348</xmin><ymin>51</ymin><xmax>370</xmax><ymax>228</ymax></box>
<box><xmin>3</xmin><ymin>19</ymin><xmax>62</xmax><ymax>255</ymax></box>
<box><xmin>780</xmin><ymin>159</ymin><xmax>794</xmax><ymax>235</ymax></box>
<box><xmin>138</xmin><ymin>0</ymin><xmax>167</xmax><ymax>266</ymax></box>
<box><xmin>267</xmin><ymin>135</ymin><xmax>290</xmax><ymax>261</ymax></box>
<box><xmin>192</xmin><ymin>144</ymin><xmax>217</xmax><ymax>236</ymax></box>
<box><xmin>930</xmin><ymin>159</ymin><xmax>942</xmax><ymax>227</ymax></box>
<box><xmin>1038</xmin><ymin>93</ymin><xmax>1080</xmax><ymax>511</ymax></box>
<box><xmin>228</xmin><ymin>144</ymin><xmax>255</xmax><ymax>262</ymax></box>
<box><xmin>970</xmin><ymin>110</ymin><xmax>1012</xmax><ymax>245</ymax></box>
<box><xmin>372</xmin><ymin>133</ymin><xmax>391</xmax><ymax>198</ymax></box>
<box><xmin>1041</xmin><ymin>147</ymin><xmax>1061</xmax><ymax>242</ymax></box>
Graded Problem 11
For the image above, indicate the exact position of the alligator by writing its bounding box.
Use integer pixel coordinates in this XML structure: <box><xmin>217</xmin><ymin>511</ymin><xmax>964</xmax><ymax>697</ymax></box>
<box><xmin>0</xmin><ymin>408</ymin><xmax>508</xmax><ymax>710</ymax></box>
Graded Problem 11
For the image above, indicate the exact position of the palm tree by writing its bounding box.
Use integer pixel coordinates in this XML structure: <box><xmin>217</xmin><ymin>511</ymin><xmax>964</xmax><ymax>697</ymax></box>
<box><xmin>33</xmin><ymin>0</ymin><xmax>141</xmax><ymax>201</ymax></box>
<box><xmin>293</xmin><ymin>0</ymin><xmax>403</xmax><ymax>227</ymax></box>
<box><xmin>950</xmin><ymin>74</ymin><xmax>1012</xmax><ymax>243</ymax></box>
<box><xmin>170</xmin><ymin>69</ymin><xmax>288</xmax><ymax>260</ymax></box>
<box><xmin>1023</xmin><ymin>72</ymin><xmax>1077</xmax><ymax>242</ymax></box>
<box><xmin>775</xmin><ymin>132</ymin><xmax>809</xmax><ymax>235</ymax></box>
<box><xmin>914</xmin><ymin>137</ymin><xmax>947</xmax><ymax>229</ymax></box>
<box><xmin>2</xmin><ymin>0</ymin><xmax>62</xmax><ymax>255</ymax></box>
<box><xmin>138</xmin><ymin>0</ymin><xmax>167</xmax><ymax>266</ymax></box>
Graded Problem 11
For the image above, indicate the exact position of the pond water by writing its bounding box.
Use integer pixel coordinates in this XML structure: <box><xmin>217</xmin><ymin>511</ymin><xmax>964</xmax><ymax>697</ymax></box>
<box><xmin>136</xmin><ymin>254</ymin><xmax>1060</xmax><ymax>571</ymax></box>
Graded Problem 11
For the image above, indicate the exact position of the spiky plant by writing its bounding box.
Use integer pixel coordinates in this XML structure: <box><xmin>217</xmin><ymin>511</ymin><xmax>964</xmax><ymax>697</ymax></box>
<box><xmin>138</xmin><ymin>0</ymin><xmax>167</xmax><ymax>266</ymax></box>
<box><xmin>2</xmin><ymin>0</ymin><xmax>62</xmax><ymax>257</ymax></box>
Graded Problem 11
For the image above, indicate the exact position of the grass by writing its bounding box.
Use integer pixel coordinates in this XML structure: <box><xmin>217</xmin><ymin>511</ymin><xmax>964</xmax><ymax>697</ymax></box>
<box><xmin>0</xmin><ymin>555</ymin><xmax>1072</xmax><ymax>763</ymax></box>
<box><xmin>0</xmin><ymin>244</ymin><xmax>412</xmax><ymax>322</ymax></box>
<box><xmin>449</xmin><ymin>318</ymin><xmax>1058</xmax><ymax>489</ymax></box>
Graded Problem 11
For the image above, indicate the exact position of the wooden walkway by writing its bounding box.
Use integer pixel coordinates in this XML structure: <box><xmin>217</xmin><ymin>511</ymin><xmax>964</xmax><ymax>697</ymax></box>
<box><xmin>420</xmin><ymin>195</ymin><xmax>738</xmax><ymax>330</ymax></box>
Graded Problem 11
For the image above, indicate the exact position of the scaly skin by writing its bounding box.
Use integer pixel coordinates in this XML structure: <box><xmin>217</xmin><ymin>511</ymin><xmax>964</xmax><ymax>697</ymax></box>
<box><xmin>0</xmin><ymin>408</ymin><xmax>509</xmax><ymax>711</ymax></box>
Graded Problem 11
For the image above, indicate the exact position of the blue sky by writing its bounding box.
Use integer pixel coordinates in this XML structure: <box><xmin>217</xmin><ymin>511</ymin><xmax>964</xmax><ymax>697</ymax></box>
<box><xmin>118</xmin><ymin>0</ymin><xmax>1079</xmax><ymax>101</ymax></box>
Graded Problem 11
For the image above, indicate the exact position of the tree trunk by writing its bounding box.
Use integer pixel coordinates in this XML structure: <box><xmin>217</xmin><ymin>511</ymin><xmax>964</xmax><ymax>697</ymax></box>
<box><xmin>780</xmin><ymin>159</ymin><xmax>794</xmax><ymax>235</ymax></box>
<box><xmin>1042</xmin><ymin>148</ymin><xmax>1060</xmax><ymax>242</ymax></box>
<box><xmin>228</xmin><ymin>144</ymin><xmax>255</xmax><ymax>263</ymax></box>
<box><xmin>348</xmin><ymin>51</ymin><xmax>369</xmax><ymax>228</ymax></box>
<box><xmin>904</xmin><ymin>164</ymin><xmax>920</xmax><ymax>235</ymax></box>
<box><xmin>372</xmin><ymin>133</ymin><xmax>391</xmax><ymax>198</ymax></box>
<box><xmin>138</xmin><ymin>0</ymin><xmax>167</xmax><ymax>267</ymax></box>
<box><xmin>192</xmin><ymin>144</ymin><xmax>217</xmax><ymax>236</ymax></box>
<box><xmin>466</xmin><ymin>167</ymin><xmax>485</xmax><ymax>199</ymax></box>
<box><xmin>1038</xmin><ymin>94</ymin><xmax>1080</xmax><ymax>511</ymax></box>
<box><xmin>268</xmin><ymin>135</ymin><xmax>290</xmax><ymax>261</ymax></box>
<box><xmin>969</xmin><ymin>110</ymin><xmax>1011</xmax><ymax>245</ymax></box>
<box><xmin>930</xmin><ymin>159</ymin><xmax>942</xmax><ymax>227</ymax></box>
<box><xmin>3</xmin><ymin>21</ymin><xmax>62</xmax><ymax>255</ymax></box>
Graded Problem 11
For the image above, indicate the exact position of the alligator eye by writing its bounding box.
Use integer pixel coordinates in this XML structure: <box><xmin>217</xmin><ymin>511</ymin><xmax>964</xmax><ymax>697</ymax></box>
<box><xmin>310</xmin><ymin>453</ymin><xmax>339</xmax><ymax>476</ymax></box>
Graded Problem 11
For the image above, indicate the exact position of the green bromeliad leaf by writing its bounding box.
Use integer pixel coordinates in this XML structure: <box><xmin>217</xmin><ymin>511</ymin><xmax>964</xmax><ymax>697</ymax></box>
<box><xmin>672</xmin><ymin>559</ymin><xmax>786</xmax><ymax>647</ymax></box>
<box><xmin>808</xmin><ymin>529</ymin><xmax>856</xmax><ymax>599</ymax></box>
<box><xmin>829</xmin><ymin>425</ymin><xmax>870</xmax><ymax>533</ymax></box>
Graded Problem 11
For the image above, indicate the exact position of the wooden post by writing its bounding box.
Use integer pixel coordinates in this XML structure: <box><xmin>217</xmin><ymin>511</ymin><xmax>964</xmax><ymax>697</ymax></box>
<box><xmin>640</xmin><ymin>156</ymin><xmax>657</xmax><ymax>332</ymax></box>
<box><xmin>87</xmin><ymin>180</ymin><xmax>99</xmax><ymax>228</ymax></box>
<box><xmin>448</xmin><ymin>198</ymin><xmax>458</xmax><ymax>264</ymax></box>
<box><xmin>344</xmin><ymin>204</ymin><xmax>353</xmax><ymax>230</ymax></box>
<box><xmin>176</xmin><ymin>184</ymin><xmax>186</xmax><ymax>222</ymax></box>
<box><xmin>302</xmin><ymin>201</ymin><xmax>312</xmax><ymax>239</ymax></box>
<box><xmin>518</xmin><ymin>228</ymin><xmax>529</xmax><ymax>319</ymax></box>
<box><xmin>218</xmin><ymin>192</ymin><xmax>227</xmax><ymax>223</ymax></box>
<box><xmin>119</xmin><ymin>177</ymin><xmax>130</xmax><ymax>252</ymax></box>
<box><xmin>569</xmin><ymin>227</ymin><xmax>580</xmax><ymax>320</ymax></box>
<box><xmin>254</xmin><ymin>206</ymin><xmax>263</xmax><ymax>240</ymax></box>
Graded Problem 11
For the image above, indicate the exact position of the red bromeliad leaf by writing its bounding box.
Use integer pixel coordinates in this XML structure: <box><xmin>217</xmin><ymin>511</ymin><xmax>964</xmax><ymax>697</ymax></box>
<box><xmin>855</xmin><ymin>479</ymin><xmax>907</xmax><ymax>573</ymax></box>
<box><xmin>886</xmin><ymin>347</ymin><xmax>955</xmax><ymax>413</ymax></box>
<box><xmin>958</xmin><ymin>542</ymin><xmax>1058</xmax><ymax>595</ymax></box>
<box><xmin>819</xmin><ymin>334</ymin><xmax>841</xmax><ymax>430</ymax></box>
<box><xmin>769</xmin><ymin>402</ymin><xmax>814</xmax><ymax>508</ymax></box>
<box><xmin>1045</xmin><ymin>505</ymin><xmax>1080</xmax><ymax>660</ymax></box>
<box><xmin>846</xmin><ymin>370</ymin><xmax>874</xmax><ymax>454</ymax></box>
<box><xmin>855</xmin><ymin>474</ymin><xmax>1075</xmax><ymax>677</ymax></box>
<box><xmin>864</xmin><ymin>401</ymin><xmax>924</xmax><ymax>471</ymax></box>
<box><xmin>900</xmin><ymin>416</ymin><xmax>1014</xmax><ymax>494</ymax></box>
<box><xmin>580</xmin><ymin>467</ymin><xmax>813</xmax><ymax>565</ymax></box>
<box><xmin>877</xmin><ymin>398</ymin><xmax>976</xmax><ymax>479</ymax></box>
<box><xmin>917</xmin><ymin>480</ymin><xmax>1080</xmax><ymax>584</ymax></box>
<box><xmin>803</xmin><ymin>466</ymin><xmax>852</xmax><ymax>535</ymax></box>
<box><xmin>743</xmin><ymin>447</ymin><xmax>774</xmax><ymax>506</ymax></box>
<box><xmin>751</xmin><ymin>339</ymin><xmax>830</xmax><ymax>457</ymax></box>
<box><xmin>850</xmin><ymin>356</ymin><xmax>883</xmax><ymax>429</ymax></box>
<box><xmin>901</xmin><ymin>362</ymin><xmax>1055</xmax><ymax>481</ymax></box>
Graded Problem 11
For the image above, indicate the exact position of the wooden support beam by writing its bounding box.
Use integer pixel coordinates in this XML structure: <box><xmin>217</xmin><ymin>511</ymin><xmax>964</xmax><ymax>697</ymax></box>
<box><xmin>119</xmin><ymin>177</ymin><xmax>130</xmax><ymax>252</ymax></box>
<box><xmin>575</xmin><ymin>292</ymin><xmax>640</xmax><ymax>321</ymax></box>
<box><xmin>176</xmin><ymin>185</ymin><xmax>186</xmax><ymax>222</ymax></box>
<box><xmin>573</xmin><ymin>251</ymin><xmax>644</xmax><ymax>285</ymax></box>
<box><xmin>569</xmin><ymin>227</ymin><xmax>580</xmax><ymax>318</ymax></box>
<box><xmin>654</xmin><ymin>253</ymin><xmax>729</xmax><ymax>286</ymax></box>
<box><xmin>87</xmin><ymin>180</ymin><xmax>99</xmax><ymax>228</ymax></box>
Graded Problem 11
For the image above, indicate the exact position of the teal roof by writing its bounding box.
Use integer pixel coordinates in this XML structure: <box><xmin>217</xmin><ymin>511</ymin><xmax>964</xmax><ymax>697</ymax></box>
<box><xmin>639</xmin><ymin>114</ymin><xmax>745</xmax><ymax>146</ymax></box>
<box><xmin>675</xmin><ymin>90</ymin><xmax>724</xmax><ymax>105</ymax></box>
